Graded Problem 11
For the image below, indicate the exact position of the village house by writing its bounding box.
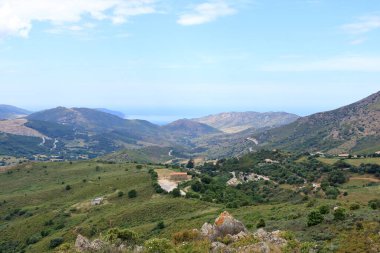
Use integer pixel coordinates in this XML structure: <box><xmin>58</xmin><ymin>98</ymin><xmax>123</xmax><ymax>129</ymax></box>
<box><xmin>264</xmin><ymin>159</ymin><xmax>279</xmax><ymax>164</ymax></box>
<box><xmin>169</xmin><ymin>172</ymin><xmax>188</xmax><ymax>181</ymax></box>
<box><xmin>91</xmin><ymin>197</ymin><xmax>104</xmax><ymax>206</ymax></box>
<box><xmin>375</xmin><ymin>151</ymin><xmax>380</xmax><ymax>155</ymax></box>
<box><xmin>338</xmin><ymin>153</ymin><xmax>350</xmax><ymax>158</ymax></box>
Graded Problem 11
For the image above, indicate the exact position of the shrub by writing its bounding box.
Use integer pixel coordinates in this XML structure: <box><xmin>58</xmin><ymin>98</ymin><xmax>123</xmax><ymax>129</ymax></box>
<box><xmin>65</xmin><ymin>185</ymin><xmax>71</xmax><ymax>191</ymax></box>
<box><xmin>128</xmin><ymin>190</ymin><xmax>137</xmax><ymax>198</ymax></box>
<box><xmin>256</xmin><ymin>219</ymin><xmax>266</xmax><ymax>228</ymax></box>
<box><xmin>333</xmin><ymin>208</ymin><xmax>346</xmax><ymax>221</ymax></box>
<box><xmin>350</xmin><ymin>203</ymin><xmax>360</xmax><ymax>210</ymax></box>
<box><xmin>368</xmin><ymin>199</ymin><xmax>380</xmax><ymax>209</ymax></box>
<box><xmin>172</xmin><ymin>229</ymin><xmax>200</xmax><ymax>244</ymax></box>
<box><xmin>49</xmin><ymin>237</ymin><xmax>64</xmax><ymax>249</ymax></box>
<box><xmin>185</xmin><ymin>192</ymin><xmax>200</xmax><ymax>199</ymax></box>
<box><xmin>104</xmin><ymin>228</ymin><xmax>139</xmax><ymax>245</ymax></box>
<box><xmin>171</xmin><ymin>188</ymin><xmax>181</xmax><ymax>198</ymax></box>
<box><xmin>318</xmin><ymin>205</ymin><xmax>330</xmax><ymax>214</ymax></box>
<box><xmin>144</xmin><ymin>238</ymin><xmax>173</xmax><ymax>253</ymax></box>
<box><xmin>307</xmin><ymin>211</ymin><xmax>324</xmax><ymax>226</ymax></box>
<box><xmin>136</xmin><ymin>165</ymin><xmax>143</xmax><ymax>169</ymax></box>
<box><xmin>118</xmin><ymin>191</ymin><xmax>124</xmax><ymax>197</ymax></box>
<box><xmin>154</xmin><ymin>221</ymin><xmax>165</xmax><ymax>230</ymax></box>
<box><xmin>26</xmin><ymin>234</ymin><xmax>41</xmax><ymax>245</ymax></box>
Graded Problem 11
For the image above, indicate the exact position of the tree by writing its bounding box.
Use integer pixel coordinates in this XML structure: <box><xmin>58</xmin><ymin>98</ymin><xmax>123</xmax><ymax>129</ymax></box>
<box><xmin>307</xmin><ymin>211</ymin><xmax>324</xmax><ymax>226</ymax></box>
<box><xmin>172</xmin><ymin>188</ymin><xmax>181</xmax><ymax>198</ymax></box>
<box><xmin>65</xmin><ymin>185</ymin><xmax>71</xmax><ymax>191</ymax></box>
<box><xmin>118</xmin><ymin>191</ymin><xmax>124</xmax><ymax>197</ymax></box>
<box><xmin>186</xmin><ymin>159</ymin><xmax>194</xmax><ymax>169</ymax></box>
<box><xmin>128</xmin><ymin>189</ymin><xmax>137</xmax><ymax>198</ymax></box>
<box><xmin>49</xmin><ymin>237</ymin><xmax>64</xmax><ymax>249</ymax></box>
<box><xmin>191</xmin><ymin>181</ymin><xmax>203</xmax><ymax>192</ymax></box>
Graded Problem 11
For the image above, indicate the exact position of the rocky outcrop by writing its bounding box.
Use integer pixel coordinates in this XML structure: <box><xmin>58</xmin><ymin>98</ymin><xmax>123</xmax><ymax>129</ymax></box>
<box><xmin>202</xmin><ymin>212</ymin><xmax>288</xmax><ymax>253</ymax></box>
<box><xmin>201</xmin><ymin>211</ymin><xmax>247</xmax><ymax>240</ymax></box>
<box><xmin>75</xmin><ymin>234</ymin><xmax>106</xmax><ymax>252</ymax></box>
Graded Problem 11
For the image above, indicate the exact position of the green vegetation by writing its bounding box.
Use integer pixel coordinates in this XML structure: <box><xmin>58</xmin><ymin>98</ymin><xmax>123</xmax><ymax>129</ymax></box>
<box><xmin>1</xmin><ymin>150</ymin><xmax>380</xmax><ymax>252</ymax></box>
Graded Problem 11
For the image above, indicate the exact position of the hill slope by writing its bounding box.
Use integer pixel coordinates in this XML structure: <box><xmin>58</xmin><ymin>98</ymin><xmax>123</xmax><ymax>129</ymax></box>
<box><xmin>194</xmin><ymin>111</ymin><xmax>299</xmax><ymax>133</ymax></box>
<box><xmin>162</xmin><ymin>119</ymin><xmax>221</xmax><ymax>138</ymax></box>
<box><xmin>253</xmin><ymin>91</ymin><xmax>380</xmax><ymax>154</ymax></box>
<box><xmin>0</xmin><ymin>105</ymin><xmax>31</xmax><ymax>119</ymax></box>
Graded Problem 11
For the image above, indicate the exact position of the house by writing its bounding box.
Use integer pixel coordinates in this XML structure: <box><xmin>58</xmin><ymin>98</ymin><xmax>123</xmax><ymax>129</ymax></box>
<box><xmin>264</xmin><ymin>159</ymin><xmax>279</xmax><ymax>164</ymax></box>
<box><xmin>169</xmin><ymin>172</ymin><xmax>189</xmax><ymax>181</ymax></box>
<box><xmin>91</xmin><ymin>197</ymin><xmax>104</xmax><ymax>206</ymax></box>
<box><xmin>375</xmin><ymin>151</ymin><xmax>380</xmax><ymax>155</ymax></box>
<box><xmin>338</xmin><ymin>154</ymin><xmax>350</xmax><ymax>158</ymax></box>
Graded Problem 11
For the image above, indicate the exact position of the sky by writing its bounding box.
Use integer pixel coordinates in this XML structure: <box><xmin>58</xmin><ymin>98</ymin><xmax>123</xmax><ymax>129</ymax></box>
<box><xmin>0</xmin><ymin>0</ymin><xmax>380</xmax><ymax>123</ymax></box>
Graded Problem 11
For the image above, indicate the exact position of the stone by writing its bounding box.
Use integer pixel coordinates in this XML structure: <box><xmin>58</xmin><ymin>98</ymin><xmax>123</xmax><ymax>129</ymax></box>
<box><xmin>75</xmin><ymin>234</ymin><xmax>91</xmax><ymax>252</ymax></box>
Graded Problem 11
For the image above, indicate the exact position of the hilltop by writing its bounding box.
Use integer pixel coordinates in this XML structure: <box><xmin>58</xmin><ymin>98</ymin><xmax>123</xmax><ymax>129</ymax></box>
<box><xmin>0</xmin><ymin>105</ymin><xmax>31</xmax><ymax>120</ymax></box>
<box><xmin>252</xmin><ymin>91</ymin><xmax>380</xmax><ymax>154</ymax></box>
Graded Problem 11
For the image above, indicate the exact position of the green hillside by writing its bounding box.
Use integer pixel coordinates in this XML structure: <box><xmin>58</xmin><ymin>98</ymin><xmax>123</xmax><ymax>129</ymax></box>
<box><xmin>1</xmin><ymin>151</ymin><xmax>380</xmax><ymax>252</ymax></box>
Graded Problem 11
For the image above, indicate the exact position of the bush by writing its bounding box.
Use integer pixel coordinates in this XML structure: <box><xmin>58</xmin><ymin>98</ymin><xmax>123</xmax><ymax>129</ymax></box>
<box><xmin>333</xmin><ymin>208</ymin><xmax>346</xmax><ymax>221</ymax></box>
<box><xmin>172</xmin><ymin>229</ymin><xmax>200</xmax><ymax>244</ymax></box>
<box><xmin>49</xmin><ymin>237</ymin><xmax>64</xmax><ymax>249</ymax></box>
<box><xmin>318</xmin><ymin>205</ymin><xmax>330</xmax><ymax>214</ymax></box>
<box><xmin>153</xmin><ymin>221</ymin><xmax>165</xmax><ymax>231</ymax></box>
<box><xmin>185</xmin><ymin>192</ymin><xmax>200</xmax><ymax>199</ymax></box>
<box><xmin>307</xmin><ymin>211</ymin><xmax>324</xmax><ymax>226</ymax></box>
<box><xmin>256</xmin><ymin>219</ymin><xmax>266</xmax><ymax>228</ymax></box>
<box><xmin>26</xmin><ymin>234</ymin><xmax>41</xmax><ymax>245</ymax></box>
<box><xmin>65</xmin><ymin>185</ymin><xmax>71</xmax><ymax>191</ymax></box>
<box><xmin>118</xmin><ymin>191</ymin><xmax>124</xmax><ymax>197</ymax></box>
<box><xmin>350</xmin><ymin>203</ymin><xmax>360</xmax><ymax>210</ymax></box>
<box><xmin>104</xmin><ymin>228</ymin><xmax>139</xmax><ymax>245</ymax></box>
<box><xmin>144</xmin><ymin>238</ymin><xmax>173</xmax><ymax>253</ymax></box>
<box><xmin>128</xmin><ymin>190</ymin><xmax>137</xmax><ymax>198</ymax></box>
<box><xmin>136</xmin><ymin>165</ymin><xmax>143</xmax><ymax>169</ymax></box>
<box><xmin>172</xmin><ymin>188</ymin><xmax>181</xmax><ymax>198</ymax></box>
<box><xmin>368</xmin><ymin>199</ymin><xmax>380</xmax><ymax>209</ymax></box>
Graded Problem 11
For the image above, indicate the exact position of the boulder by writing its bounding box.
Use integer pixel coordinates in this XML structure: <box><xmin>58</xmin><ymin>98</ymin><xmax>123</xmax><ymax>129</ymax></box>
<box><xmin>213</xmin><ymin>211</ymin><xmax>247</xmax><ymax>239</ymax></box>
<box><xmin>75</xmin><ymin>234</ymin><xmax>91</xmax><ymax>252</ymax></box>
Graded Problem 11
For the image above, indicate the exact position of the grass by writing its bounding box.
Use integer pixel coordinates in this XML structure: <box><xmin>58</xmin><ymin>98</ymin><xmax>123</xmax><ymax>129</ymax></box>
<box><xmin>0</xmin><ymin>161</ymin><xmax>220</xmax><ymax>252</ymax></box>
<box><xmin>1</xmin><ymin>161</ymin><xmax>380</xmax><ymax>252</ymax></box>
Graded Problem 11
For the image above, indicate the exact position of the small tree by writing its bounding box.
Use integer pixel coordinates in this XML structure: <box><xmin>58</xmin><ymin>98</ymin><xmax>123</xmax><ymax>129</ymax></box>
<box><xmin>172</xmin><ymin>188</ymin><xmax>181</xmax><ymax>198</ymax></box>
<box><xmin>49</xmin><ymin>237</ymin><xmax>64</xmax><ymax>249</ymax></box>
<box><xmin>65</xmin><ymin>185</ymin><xmax>71</xmax><ymax>191</ymax></box>
<box><xmin>307</xmin><ymin>211</ymin><xmax>324</xmax><ymax>226</ymax></box>
<box><xmin>118</xmin><ymin>191</ymin><xmax>124</xmax><ymax>197</ymax></box>
<box><xmin>186</xmin><ymin>159</ymin><xmax>194</xmax><ymax>169</ymax></box>
<box><xmin>128</xmin><ymin>190</ymin><xmax>137</xmax><ymax>198</ymax></box>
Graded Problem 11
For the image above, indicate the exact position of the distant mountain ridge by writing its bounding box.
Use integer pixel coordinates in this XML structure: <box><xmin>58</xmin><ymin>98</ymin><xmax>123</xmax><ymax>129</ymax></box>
<box><xmin>95</xmin><ymin>108</ymin><xmax>125</xmax><ymax>118</ymax></box>
<box><xmin>0</xmin><ymin>105</ymin><xmax>31</xmax><ymax>119</ymax></box>
<box><xmin>193</xmin><ymin>111</ymin><xmax>299</xmax><ymax>133</ymax></box>
<box><xmin>253</xmin><ymin>91</ymin><xmax>380</xmax><ymax>154</ymax></box>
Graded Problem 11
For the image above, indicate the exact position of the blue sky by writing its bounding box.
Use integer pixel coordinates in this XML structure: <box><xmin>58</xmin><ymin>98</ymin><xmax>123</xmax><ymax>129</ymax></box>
<box><xmin>0</xmin><ymin>0</ymin><xmax>379</xmax><ymax>123</ymax></box>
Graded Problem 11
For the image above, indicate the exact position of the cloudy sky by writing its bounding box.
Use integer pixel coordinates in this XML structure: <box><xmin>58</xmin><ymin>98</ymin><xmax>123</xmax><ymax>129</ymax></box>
<box><xmin>0</xmin><ymin>0</ymin><xmax>379</xmax><ymax>123</ymax></box>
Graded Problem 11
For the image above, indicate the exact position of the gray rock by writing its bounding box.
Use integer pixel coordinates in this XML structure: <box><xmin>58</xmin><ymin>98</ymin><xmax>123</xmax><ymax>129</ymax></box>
<box><xmin>75</xmin><ymin>234</ymin><xmax>91</xmax><ymax>252</ymax></box>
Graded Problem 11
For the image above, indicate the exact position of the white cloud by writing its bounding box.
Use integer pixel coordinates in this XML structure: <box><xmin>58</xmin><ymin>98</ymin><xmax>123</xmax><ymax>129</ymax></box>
<box><xmin>177</xmin><ymin>0</ymin><xmax>236</xmax><ymax>26</ymax></box>
<box><xmin>0</xmin><ymin>0</ymin><xmax>157</xmax><ymax>38</ymax></box>
<box><xmin>342</xmin><ymin>15</ymin><xmax>380</xmax><ymax>34</ymax></box>
<box><xmin>260</xmin><ymin>55</ymin><xmax>380</xmax><ymax>72</ymax></box>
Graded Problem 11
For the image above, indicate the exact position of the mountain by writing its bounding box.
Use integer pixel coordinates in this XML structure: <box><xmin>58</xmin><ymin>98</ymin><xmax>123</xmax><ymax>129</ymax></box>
<box><xmin>95</xmin><ymin>108</ymin><xmax>125</xmax><ymax>118</ymax></box>
<box><xmin>162</xmin><ymin>119</ymin><xmax>221</xmax><ymax>138</ymax></box>
<box><xmin>253</xmin><ymin>91</ymin><xmax>380</xmax><ymax>154</ymax></box>
<box><xmin>193</xmin><ymin>111</ymin><xmax>299</xmax><ymax>133</ymax></box>
<box><xmin>0</xmin><ymin>105</ymin><xmax>31</xmax><ymax>119</ymax></box>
